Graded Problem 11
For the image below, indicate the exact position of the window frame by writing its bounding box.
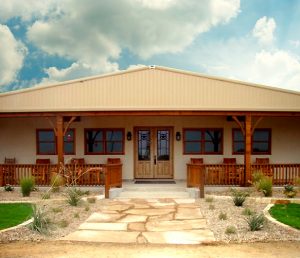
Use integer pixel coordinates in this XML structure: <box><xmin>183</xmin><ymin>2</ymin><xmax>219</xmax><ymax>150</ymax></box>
<box><xmin>232</xmin><ymin>128</ymin><xmax>272</xmax><ymax>155</ymax></box>
<box><xmin>36</xmin><ymin>128</ymin><xmax>76</xmax><ymax>155</ymax></box>
<box><xmin>183</xmin><ymin>128</ymin><xmax>223</xmax><ymax>155</ymax></box>
<box><xmin>84</xmin><ymin>128</ymin><xmax>125</xmax><ymax>155</ymax></box>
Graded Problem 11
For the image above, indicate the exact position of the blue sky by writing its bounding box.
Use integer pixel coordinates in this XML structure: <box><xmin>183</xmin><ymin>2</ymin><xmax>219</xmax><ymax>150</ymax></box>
<box><xmin>0</xmin><ymin>0</ymin><xmax>300</xmax><ymax>92</ymax></box>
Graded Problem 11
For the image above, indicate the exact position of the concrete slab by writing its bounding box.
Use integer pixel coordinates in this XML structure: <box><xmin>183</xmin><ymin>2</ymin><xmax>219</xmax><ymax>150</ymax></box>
<box><xmin>86</xmin><ymin>212</ymin><xmax>123</xmax><ymax>222</ymax></box>
<box><xmin>128</xmin><ymin>222</ymin><xmax>146</xmax><ymax>231</ymax></box>
<box><xmin>124</xmin><ymin>208</ymin><xmax>174</xmax><ymax>216</ymax></box>
<box><xmin>79</xmin><ymin>222</ymin><xmax>128</xmax><ymax>231</ymax></box>
<box><xmin>146</xmin><ymin>219</ymin><xmax>207</xmax><ymax>232</ymax></box>
<box><xmin>63</xmin><ymin>230</ymin><xmax>139</xmax><ymax>243</ymax></box>
<box><xmin>118</xmin><ymin>215</ymin><xmax>147</xmax><ymax>223</ymax></box>
<box><xmin>175</xmin><ymin>208</ymin><xmax>204</xmax><ymax>220</ymax></box>
<box><xmin>142</xmin><ymin>230</ymin><xmax>215</xmax><ymax>244</ymax></box>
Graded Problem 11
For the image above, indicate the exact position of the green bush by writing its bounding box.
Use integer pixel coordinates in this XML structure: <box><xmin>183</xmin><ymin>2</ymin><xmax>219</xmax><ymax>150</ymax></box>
<box><xmin>30</xmin><ymin>205</ymin><xmax>50</xmax><ymax>234</ymax></box>
<box><xmin>257</xmin><ymin>176</ymin><xmax>273</xmax><ymax>197</ymax></box>
<box><xmin>218</xmin><ymin>212</ymin><xmax>227</xmax><ymax>220</ymax></box>
<box><xmin>252</xmin><ymin>171</ymin><xmax>264</xmax><ymax>185</ymax></box>
<box><xmin>231</xmin><ymin>188</ymin><xmax>249</xmax><ymax>206</ymax></box>
<box><xmin>225</xmin><ymin>226</ymin><xmax>236</xmax><ymax>234</ymax></box>
<box><xmin>50</xmin><ymin>173</ymin><xmax>65</xmax><ymax>192</ymax></box>
<box><xmin>66</xmin><ymin>188</ymin><xmax>82</xmax><ymax>206</ymax></box>
<box><xmin>242</xmin><ymin>207</ymin><xmax>255</xmax><ymax>216</ymax></box>
<box><xmin>205</xmin><ymin>197</ymin><xmax>214</xmax><ymax>203</ymax></box>
<box><xmin>4</xmin><ymin>184</ymin><xmax>14</xmax><ymax>192</ymax></box>
<box><xmin>246</xmin><ymin>213</ymin><xmax>265</xmax><ymax>231</ymax></box>
<box><xmin>283</xmin><ymin>184</ymin><xmax>297</xmax><ymax>198</ymax></box>
<box><xmin>20</xmin><ymin>177</ymin><xmax>35</xmax><ymax>197</ymax></box>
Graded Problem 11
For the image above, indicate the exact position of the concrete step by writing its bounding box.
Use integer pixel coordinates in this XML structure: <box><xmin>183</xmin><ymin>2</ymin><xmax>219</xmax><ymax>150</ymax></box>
<box><xmin>121</xmin><ymin>186</ymin><xmax>187</xmax><ymax>192</ymax></box>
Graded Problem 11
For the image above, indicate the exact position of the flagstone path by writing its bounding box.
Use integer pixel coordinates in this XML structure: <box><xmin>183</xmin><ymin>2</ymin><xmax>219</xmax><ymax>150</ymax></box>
<box><xmin>63</xmin><ymin>198</ymin><xmax>215</xmax><ymax>245</ymax></box>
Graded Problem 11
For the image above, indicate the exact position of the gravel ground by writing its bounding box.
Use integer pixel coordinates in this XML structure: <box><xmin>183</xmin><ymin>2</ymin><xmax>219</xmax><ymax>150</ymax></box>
<box><xmin>0</xmin><ymin>186</ymin><xmax>299</xmax><ymax>244</ymax></box>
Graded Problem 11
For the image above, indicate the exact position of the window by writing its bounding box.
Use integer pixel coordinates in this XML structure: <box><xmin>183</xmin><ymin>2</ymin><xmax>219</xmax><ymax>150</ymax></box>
<box><xmin>85</xmin><ymin>128</ymin><xmax>124</xmax><ymax>155</ymax></box>
<box><xmin>36</xmin><ymin>129</ymin><xmax>75</xmax><ymax>155</ymax></box>
<box><xmin>183</xmin><ymin>128</ymin><xmax>223</xmax><ymax>154</ymax></box>
<box><xmin>232</xmin><ymin>128</ymin><xmax>271</xmax><ymax>154</ymax></box>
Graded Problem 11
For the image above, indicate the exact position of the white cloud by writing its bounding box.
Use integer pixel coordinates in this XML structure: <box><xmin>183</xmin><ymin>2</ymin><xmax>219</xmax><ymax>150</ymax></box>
<box><xmin>0</xmin><ymin>0</ymin><xmax>60</xmax><ymax>22</ymax></box>
<box><xmin>26</xmin><ymin>0</ymin><xmax>240</xmax><ymax>81</ymax></box>
<box><xmin>0</xmin><ymin>25</ymin><xmax>27</xmax><ymax>86</ymax></box>
<box><xmin>252</xmin><ymin>16</ymin><xmax>276</xmax><ymax>45</ymax></box>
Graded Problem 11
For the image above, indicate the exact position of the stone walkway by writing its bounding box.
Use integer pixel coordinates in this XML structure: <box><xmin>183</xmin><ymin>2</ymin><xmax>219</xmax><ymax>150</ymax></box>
<box><xmin>63</xmin><ymin>198</ymin><xmax>215</xmax><ymax>244</ymax></box>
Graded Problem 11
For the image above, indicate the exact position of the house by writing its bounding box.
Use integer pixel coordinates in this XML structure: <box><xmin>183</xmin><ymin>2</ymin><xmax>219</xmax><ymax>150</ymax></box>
<box><xmin>0</xmin><ymin>65</ymin><xmax>300</xmax><ymax>187</ymax></box>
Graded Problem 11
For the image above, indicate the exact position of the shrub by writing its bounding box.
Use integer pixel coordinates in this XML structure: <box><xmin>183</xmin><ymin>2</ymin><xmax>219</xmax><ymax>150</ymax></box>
<box><xmin>20</xmin><ymin>177</ymin><xmax>35</xmax><ymax>197</ymax></box>
<box><xmin>283</xmin><ymin>184</ymin><xmax>297</xmax><ymax>198</ymax></box>
<box><xmin>225</xmin><ymin>226</ymin><xmax>236</xmax><ymax>234</ymax></box>
<box><xmin>4</xmin><ymin>184</ymin><xmax>14</xmax><ymax>192</ymax></box>
<box><xmin>66</xmin><ymin>188</ymin><xmax>82</xmax><ymax>206</ymax></box>
<box><xmin>257</xmin><ymin>176</ymin><xmax>273</xmax><ymax>197</ymax></box>
<box><xmin>231</xmin><ymin>188</ymin><xmax>249</xmax><ymax>207</ymax></box>
<box><xmin>58</xmin><ymin>219</ymin><xmax>69</xmax><ymax>228</ymax></box>
<box><xmin>52</xmin><ymin>207</ymin><xmax>62</xmax><ymax>213</ymax></box>
<box><xmin>242</xmin><ymin>207</ymin><xmax>255</xmax><ymax>216</ymax></box>
<box><xmin>209</xmin><ymin>204</ymin><xmax>215</xmax><ymax>210</ymax></box>
<box><xmin>205</xmin><ymin>197</ymin><xmax>214</xmax><ymax>203</ymax></box>
<box><xmin>41</xmin><ymin>192</ymin><xmax>51</xmax><ymax>199</ymax></box>
<box><xmin>30</xmin><ymin>205</ymin><xmax>50</xmax><ymax>234</ymax></box>
<box><xmin>74</xmin><ymin>212</ymin><xmax>80</xmax><ymax>218</ymax></box>
<box><xmin>246</xmin><ymin>213</ymin><xmax>265</xmax><ymax>231</ymax></box>
<box><xmin>50</xmin><ymin>173</ymin><xmax>65</xmax><ymax>192</ymax></box>
<box><xmin>218</xmin><ymin>212</ymin><xmax>227</xmax><ymax>220</ymax></box>
<box><xmin>85</xmin><ymin>205</ymin><xmax>90</xmax><ymax>211</ymax></box>
<box><xmin>252</xmin><ymin>171</ymin><xmax>264</xmax><ymax>186</ymax></box>
<box><xmin>87</xmin><ymin>197</ymin><xmax>96</xmax><ymax>204</ymax></box>
<box><xmin>295</xmin><ymin>177</ymin><xmax>300</xmax><ymax>186</ymax></box>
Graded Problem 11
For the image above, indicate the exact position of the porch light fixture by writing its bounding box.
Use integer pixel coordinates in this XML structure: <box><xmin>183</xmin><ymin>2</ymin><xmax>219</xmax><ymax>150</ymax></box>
<box><xmin>127</xmin><ymin>131</ymin><xmax>132</xmax><ymax>141</ymax></box>
<box><xmin>176</xmin><ymin>131</ymin><xmax>181</xmax><ymax>141</ymax></box>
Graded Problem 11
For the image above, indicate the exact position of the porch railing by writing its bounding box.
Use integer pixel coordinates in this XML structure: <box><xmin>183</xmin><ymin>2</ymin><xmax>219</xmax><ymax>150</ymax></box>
<box><xmin>0</xmin><ymin>163</ymin><xmax>123</xmax><ymax>198</ymax></box>
<box><xmin>187</xmin><ymin>163</ymin><xmax>300</xmax><ymax>186</ymax></box>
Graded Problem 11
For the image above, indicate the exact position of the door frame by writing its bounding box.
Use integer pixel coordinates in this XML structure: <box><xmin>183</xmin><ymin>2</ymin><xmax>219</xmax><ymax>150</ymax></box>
<box><xmin>133</xmin><ymin>126</ymin><xmax>174</xmax><ymax>179</ymax></box>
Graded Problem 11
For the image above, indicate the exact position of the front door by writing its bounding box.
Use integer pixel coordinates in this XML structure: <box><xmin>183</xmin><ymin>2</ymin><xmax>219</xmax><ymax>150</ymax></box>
<box><xmin>134</xmin><ymin>127</ymin><xmax>173</xmax><ymax>179</ymax></box>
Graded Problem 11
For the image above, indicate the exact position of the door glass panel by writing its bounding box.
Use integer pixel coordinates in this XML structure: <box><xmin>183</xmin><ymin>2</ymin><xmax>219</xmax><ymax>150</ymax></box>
<box><xmin>157</xmin><ymin>130</ymin><xmax>169</xmax><ymax>161</ymax></box>
<box><xmin>138</xmin><ymin>130</ymin><xmax>150</xmax><ymax>160</ymax></box>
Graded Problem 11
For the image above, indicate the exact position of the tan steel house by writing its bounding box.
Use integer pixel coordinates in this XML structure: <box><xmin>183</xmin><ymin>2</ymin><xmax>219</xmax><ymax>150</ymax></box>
<box><xmin>0</xmin><ymin>65</ymin><xmax>300</xmax><ymax>186</ymax></box>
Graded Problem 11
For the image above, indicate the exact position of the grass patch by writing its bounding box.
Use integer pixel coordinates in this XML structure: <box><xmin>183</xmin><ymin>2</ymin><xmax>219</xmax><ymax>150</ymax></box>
<box><xmin>269</xmin><ymin>203</ymin><xmax>300</xmax><ymax>229</ymax></box>
<box><xmin>0</xmin><ymin>203</ymin><xmax>33</xmax><ymax>230</ymax></box>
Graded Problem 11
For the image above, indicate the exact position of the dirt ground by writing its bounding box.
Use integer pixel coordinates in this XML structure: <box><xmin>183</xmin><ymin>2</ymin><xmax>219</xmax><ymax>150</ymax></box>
<box><xmin>0</xmin><ymin>241</ymin><xmax>299</xmax><ymax>258</ymax></box>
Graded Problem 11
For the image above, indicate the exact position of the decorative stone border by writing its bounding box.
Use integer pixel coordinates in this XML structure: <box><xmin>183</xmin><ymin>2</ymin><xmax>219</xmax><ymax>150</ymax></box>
<box><xmin>0</xmin><ymin>218</ymin><xmax>33</xmax><ymax>233</ymax></box>
<box><xmin>263</xmin><ymin>204</ymin><xmax>300</xmax><ymax>233</ymax></box>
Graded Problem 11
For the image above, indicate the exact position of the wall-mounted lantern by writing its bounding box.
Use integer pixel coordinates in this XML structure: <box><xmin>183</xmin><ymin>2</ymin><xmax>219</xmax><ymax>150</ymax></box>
<box><xmin>176</xmin><ymin>131</ymin><xmax>181</xmax><ymax>141</ymax></box>
<box><xmin>127</xmin><ymin>131</ymin><xmax>132</xmax><ymax>141</ymax></box>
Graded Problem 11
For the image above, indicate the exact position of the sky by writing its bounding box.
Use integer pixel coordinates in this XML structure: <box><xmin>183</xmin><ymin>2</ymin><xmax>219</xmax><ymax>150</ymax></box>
<box><xmin>0</xmin><ymin>0</ymin><xmax>300</xmax><ymax>93</ymax></box>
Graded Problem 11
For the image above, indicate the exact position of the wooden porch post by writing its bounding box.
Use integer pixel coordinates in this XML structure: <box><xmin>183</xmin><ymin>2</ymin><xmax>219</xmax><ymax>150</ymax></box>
<box><xmin>244</xmin><ymin>115</ymin><xmax>252</xmax><ymax>186</ymax></box>
<box><xmin>56</xmin><ymin>115</ymin><xmax>64</xmax><ymax>165</ymax></box>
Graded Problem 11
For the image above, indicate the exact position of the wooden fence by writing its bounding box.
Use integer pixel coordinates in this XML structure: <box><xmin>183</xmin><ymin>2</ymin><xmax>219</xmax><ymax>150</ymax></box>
<box><xmin>187</xmin><ymin>163</ymin><xmax>300</xmax><ymax>187</ymax></box>
<box><xmin>0</xmin><ymin>163</ymin><xmax>123</xmax><ymax>198</ymax></box>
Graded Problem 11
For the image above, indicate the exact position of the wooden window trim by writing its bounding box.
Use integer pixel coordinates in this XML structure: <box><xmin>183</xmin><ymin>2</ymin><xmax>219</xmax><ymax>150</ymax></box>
<box><xmin>37</xmin><ymin>128</ymin><xmax>76</xmax><ymax>155</ymax></box>
<box><xmin>64</xmin><ymin>128</ymin><xmax>76</xmax><ymax>155</ymax></box>
<box><xmin>232</xmin><ymin>128</ymin><xmax>272</xmax><ymax>155</ymax></box>
<box><xmin>183</xmin><ymin>128</ymin><xmax>223</xmax><ymax>155</ymax></box>
<box><xmin>36</xmin><ymin>129</ymin><xmax>56</xmax><ymax>155</ymax></box>
<box><xmin>84</xmin><ymin>128</ymin><xmax>125</xmax><ymax>155</ymax></box>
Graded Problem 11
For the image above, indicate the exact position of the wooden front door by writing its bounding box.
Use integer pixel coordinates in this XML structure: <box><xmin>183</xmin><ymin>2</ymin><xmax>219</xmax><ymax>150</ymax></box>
<box><xmin>134</xmin><ymin>127</ymin><xmax>173</xmax><ymax>179</ymax></box>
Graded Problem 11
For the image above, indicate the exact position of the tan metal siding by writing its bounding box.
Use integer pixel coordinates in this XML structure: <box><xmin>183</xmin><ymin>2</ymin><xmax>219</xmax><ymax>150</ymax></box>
<box><xmin>0</xmin><ymin>66</ymin><xmax>300</xmax><ymax>112</ymax></box>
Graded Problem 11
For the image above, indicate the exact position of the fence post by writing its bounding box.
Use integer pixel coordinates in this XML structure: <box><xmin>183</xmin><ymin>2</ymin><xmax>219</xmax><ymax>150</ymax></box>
<box><xmin>199</xmin><ymin>168</ymin><xmax>205</xmax><ymax>198</ymax></box>
<box><xmin>104</xmin><ymin>166</ymin><xmax>111</xmax><ymax>198</ymax></box>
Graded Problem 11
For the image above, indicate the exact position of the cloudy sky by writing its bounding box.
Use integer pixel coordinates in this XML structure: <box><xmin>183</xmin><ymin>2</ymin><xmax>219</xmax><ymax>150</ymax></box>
<box><xmin>1</xmin><ymin>0</ymin><xmax>300</xmax><ymax>92</ymax></box>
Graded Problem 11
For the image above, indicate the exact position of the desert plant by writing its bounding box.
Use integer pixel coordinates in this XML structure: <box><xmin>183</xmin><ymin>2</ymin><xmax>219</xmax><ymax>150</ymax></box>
<box><xmin>225</xmin><ymin>226</ymin><xmax>236</xmax><ymax>234</ymax></box>
<box><xmin>209</xmin><ymin>204</ymin><xmax>215</xmax><ymax>210</ymax></box>
<box><xmin>30</xmin><ymin>205</ymin><xmax>50</xmax><ymax>234</ymax></box>
<box><xmin>231</xmin><ymin>188</ymin><xmax>249</xmax><ymax>206</ymax></box>
<box><xmin>295</xmin><ymin>177</ymin><xmax>300</xmax><ymax>186</ymax></box>
<box><xmin>52</xmin><ymin>207</ymin><xmax>63</xmax><ymax>213</ymax></box>
<box><xmin>50</xmin><ymin>173</ymin><xmax>65</xmax><ymax>192</ymax></box>
<box><xmin>205</xmin><ymin>197</ymin><xmax>214</xmax><ymax>203</ymax></box>
<box><xmin>246</xmin><ymin>213</ymin><xmax>265</xmax><ymax>231</ymax></box>
<box><xmin>87</xmin><ymin>197</ymin><xmax>96</xmax><ymax>204</ymax></box>
<box><xmin>20</xmin><ymin>176</ymin><xmax>35</xmax><ymax>197</ymax></box>
<box><xmin>218</xmin><ymin>212</ymin><xmax>227</xmax><ymax>220</ymax></box>
<box><xmin>4</xmin><ymin>184</ymin><xmax>14</xmax><ymax>192</ymax></box>
<box><xmin>242</xmin><ymin>207</ymin><xmax>255</xmax><ymax>216</ymax></box>
<box><xmin>58</xmin><ymin>219</ymin><xmax>69</xmax><ymax>228</ymax></box>
<box><xmin>66</xmin><ymin>188</ymin><xmax>82</xmax><ymax>206</ymax></box>
<box><xmin>283</xmin><ymin>184</ymin><xmax>297</xmax><ymax>198</ymax></box>
<box><xmin>252</xmin><ymin>170</ymin><xmax>264</xmax><ymax>185</ymax></box>
<box><xmin>84</xmin><ymin>205</ymin><xmax>90</xmax><ymax>211</ymax></box>
<box><xmin>74</xmin><ymin>212</ymin><xmax>80</xmax><ymax>218</ymax></box>
<box><xmin>41</xmin><ymin>192</ymin><xmax>51</xmax><ymax>199</ymax></box>
<box><xmin>257</xmin><ymin>176</ymin><xmax>273</xmax><ymax>197</ymax></box>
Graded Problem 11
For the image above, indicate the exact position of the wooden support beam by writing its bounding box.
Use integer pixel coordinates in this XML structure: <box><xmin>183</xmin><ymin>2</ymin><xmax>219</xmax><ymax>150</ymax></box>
<box><xmin>232</xmin><ymin>116</ymin><xmax>245</xmax><ymax>136</ymax></box>
<box><xmin>63</xmin><ymin>116</ymin><xmax>76</xmax><ymax>135</ymax></box>
<box><xmin>56</xmin><ymin>115</ymin><xmax>64</xmax><ymax>165</ymax></box>
<box><xmin>244</xmin><ymin>115</ymin><xmax>252</xmax><ymax>186</ymax></box>
<box><xmin>45</xmin><ymin>117</ymin><xmax>58</xmax><ymax>135</ymax></box>
<box><xmin>251</xmin><ymin>117</ymin><xmax>263</xmax><ymax>134</ymax></box>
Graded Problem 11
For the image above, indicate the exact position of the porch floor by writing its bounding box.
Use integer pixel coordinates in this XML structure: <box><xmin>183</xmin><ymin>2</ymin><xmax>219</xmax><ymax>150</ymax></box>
<box><xmin>62</xmin><ymin>197</ymin><xmax>215</xmax><ymax>244</ymax></box>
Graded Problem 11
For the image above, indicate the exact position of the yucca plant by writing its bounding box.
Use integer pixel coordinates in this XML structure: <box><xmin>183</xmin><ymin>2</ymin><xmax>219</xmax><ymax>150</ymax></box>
<box><xmin>30</xmin><ymin>205</ymin><xmax>50</xmax><ymax>234</ymax></box>
<box><xmin>230</xmin><ymin>188</ymin><xmax>249</xmax><ymax>206</ymax></box>
<box><xmin>245</xmin><ymin>213</ymin><xmax>265</xmax><ymax>231</ymax></box>
<box><xmin>66</xmin><ymin>188</ymin><xmax>82</xmax><ymax>206</ymax></box>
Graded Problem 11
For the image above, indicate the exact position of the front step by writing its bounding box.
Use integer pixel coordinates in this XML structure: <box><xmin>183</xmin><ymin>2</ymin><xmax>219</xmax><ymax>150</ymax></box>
<box><xmin>117</xmin><ymin>191</ymin><xmax>190</xmax><ymax>199</ymax></box>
